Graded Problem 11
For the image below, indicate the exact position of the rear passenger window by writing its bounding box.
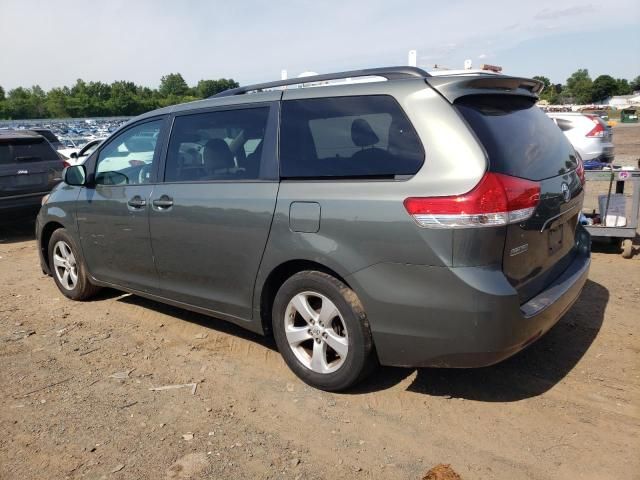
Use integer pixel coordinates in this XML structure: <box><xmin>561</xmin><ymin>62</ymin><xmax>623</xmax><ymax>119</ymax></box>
<box><xmin>164</xmin><ymin>107</ymin><xmax>269</xmax><ymax>182</ymax></box>
<box><xmin>280</xmin><ymin>95</ymin><xmax>424</xmax><ymax>179</ymax></box>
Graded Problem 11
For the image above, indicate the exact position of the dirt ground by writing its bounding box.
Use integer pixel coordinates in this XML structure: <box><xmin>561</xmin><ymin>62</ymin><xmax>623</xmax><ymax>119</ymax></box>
<box><xmin>1</xmin><ymin>125</ymin><xmax>639</xmax><ymax>480</ymax></box>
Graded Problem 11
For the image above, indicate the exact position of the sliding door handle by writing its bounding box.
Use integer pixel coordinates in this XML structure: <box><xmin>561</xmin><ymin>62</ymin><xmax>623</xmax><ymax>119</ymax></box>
<box><xmin>127</xmin><ymin>195</ymin><xmax>146</xmax><ymax>208</ymax></box>
<box><xmin>152</xmin><ymin>195</ymin><xmax>174</xmax><ymax>209</ymax></box>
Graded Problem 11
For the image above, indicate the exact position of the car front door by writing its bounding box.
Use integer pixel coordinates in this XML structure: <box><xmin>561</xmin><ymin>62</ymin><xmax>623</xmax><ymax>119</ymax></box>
<box><xmin>76</xmin><ymin>117</ymin><xmax>167</xmax><ymax>292</ymax></box>
<box><xmin>148</xmin><ymin>101</ymin><xmax>279</xmax><ymax>321</ymax></box>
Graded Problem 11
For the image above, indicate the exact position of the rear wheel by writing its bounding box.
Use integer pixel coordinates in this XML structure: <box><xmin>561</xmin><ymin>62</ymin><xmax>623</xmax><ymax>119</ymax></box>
<box><xmin>48</xmin><ymin>228</ymin><xmax>100</xmax><ymax>300</ymax></box>
<box><xmin>621</xmin><ymin>239</ymin><xmax>633</xmax><ymax>259</ymax></box>
<box><xmin>272</xmin><ymin>271</ymin><xmax>376</xmax><ymax>391</ymax></box>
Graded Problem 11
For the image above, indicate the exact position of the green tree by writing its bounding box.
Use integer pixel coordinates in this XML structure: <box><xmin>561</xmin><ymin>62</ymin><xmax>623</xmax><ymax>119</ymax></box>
<box><xmin>29</xmin><ymin>85</ymin><xmax>48</xmax><ymax>118</ymax></box>
<box><xmin>108</xmin><ymin>81</ymin><xmax>143</xmax><ymax>116</ymax></box>
<box><xmin>615</xmin><ymin>78</ymin><xmax>632</xmax><ymax>95</ymax></box>
<box><xmin>565</xmin><ymin>69</ymin><xmax>593</xmax><ymax>104</ymax></box>
<box><xmin>159</xmin><ymin>73</ymin><xmax>189</xmax><ymax>97</ymax></box>
<box><xmin>592</xmin><ymin>75</ymin><xmax>618</xmax><ymax>102</ymax></box>
<box><xmin>630</xmin><ymin>76</ymin><xmax>640</xmax><ymax>92</ymax></box>
<box><xmin>46</xmin><ymin>87</ymin><xmax>70</xmax><ymax>118</ymax></box>
<box><xmin>0</xmin><ymin>85</ymin><xmax>5</xmax><ymax>118</ymax></box>
<box><xmin>195</xmin><ymin>78</ymin><xmax>239</xmax><ymax>98</ymax></box>
<box><xmin>534</xmin><ymin>75</ymin><xmax>559</xmax><ymax>103</ymax></box>
<box><xmin>4</xmin><ymin>87</ymin><xmax>35</xmax><ymax>119</ymax></box>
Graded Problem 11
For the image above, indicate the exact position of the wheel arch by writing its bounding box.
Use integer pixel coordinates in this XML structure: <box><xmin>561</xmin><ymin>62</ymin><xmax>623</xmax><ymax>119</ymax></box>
<box><xmin>39</xmin><ymin>221</ymin><xmax>66</xmax><ymax>274</ymax></box>
<box><xmin>258</xmin><ymin>259</ymin><xmax>352</xmax><ymax>336</ymax></box>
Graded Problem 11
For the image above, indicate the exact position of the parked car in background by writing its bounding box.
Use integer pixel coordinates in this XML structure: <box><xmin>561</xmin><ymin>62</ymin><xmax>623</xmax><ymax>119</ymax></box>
<box><xmin>1</xmin><ymin>131</ymin><xmax>66</xmax><ymax>219</ymax></box>
<box><xmin>582</xmin><ymin>109</ymin><xmax>609</xmax><ymax>121</ymax></box>
<box><xmin>547</xmin><ymin>112</ymin><xmax>614</xmax><ymax>163</ymax></box>
<box><xmin>37</xmin><ymin>67</ymin><xmax>590</xmax><ymax>391</ymax></box>
<box><xmin>64</xmin><ymin>138</ymin><xmax>106</xmax><ymax>166</ymax></box>
<box><xmin>27</xmin><ymin>128</ymin><xmax>66</xmax><ymax>150</ymax></box>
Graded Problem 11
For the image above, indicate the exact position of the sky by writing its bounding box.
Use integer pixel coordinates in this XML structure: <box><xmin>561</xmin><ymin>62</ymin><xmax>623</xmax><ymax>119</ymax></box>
<box><xmin>0</xmin><ymin>0</ymin><xmax>639</xmax><ymax>91</ymax></box>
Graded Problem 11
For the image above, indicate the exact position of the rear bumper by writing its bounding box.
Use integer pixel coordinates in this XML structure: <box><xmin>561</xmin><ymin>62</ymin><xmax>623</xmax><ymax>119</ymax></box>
<box><xmin>579</xmin><ymin>144</ymin><xmax>614</xmax><ymax>162</ymax></box>
<box><xmin>347</xmin><ymin>237</ymin><xmax>591</xmax><ymax>368</ymax></box>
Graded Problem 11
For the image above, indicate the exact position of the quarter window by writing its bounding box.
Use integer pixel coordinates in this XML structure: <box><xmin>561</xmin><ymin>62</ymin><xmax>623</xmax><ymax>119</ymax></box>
<box><xmin>164</xmin><ymin>107</ymin><xmax>269</xmax><ymax>182</ymax></box>
<box><xmin>95</xmin><ymin>120</ymin><xmax>163</xmax><ymax>185</ymax></box>
<box><xmin>279</xmin><ymin>95</ymin><xmax>424</xmax><ymax>179</ymax></box>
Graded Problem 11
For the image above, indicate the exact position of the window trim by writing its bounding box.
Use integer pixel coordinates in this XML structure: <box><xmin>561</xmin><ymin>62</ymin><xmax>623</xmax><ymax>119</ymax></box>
<box><xmin>87</xmin><ymin>115</ymin><xmax>169</xmax><ymax>187</ymax></box>
<box><xmin>158</xmin><ymin>102</ymin><xmax>280</xmax><ymax>184</ymax></box>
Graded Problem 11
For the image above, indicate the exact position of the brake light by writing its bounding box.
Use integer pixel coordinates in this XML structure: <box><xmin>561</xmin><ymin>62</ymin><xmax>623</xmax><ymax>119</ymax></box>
<box><xmin>585</xmin><ymin>115</ymin><xmax>605</xmax><ymax>138</ymax></box>
<box><xmin>63</xmin><ymin>160</ymin><xmax>71</xmax><ymax>168</ymax></box>
<box><xmin>404</xmin><ymin>173</ymin><xmax>540</xmax><ymax>228</ymax></box>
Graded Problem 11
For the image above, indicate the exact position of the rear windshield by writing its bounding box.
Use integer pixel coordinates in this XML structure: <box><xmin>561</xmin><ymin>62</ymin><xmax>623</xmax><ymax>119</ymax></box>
<box><xmin>455</xmin><ymin>95</ymin><xmax>577</xmax><ymax>181</ymax></box>
<box><xmin>32</xmin><ymin>130</ymin><xmax>60</xmax><ymax>144</ymax></box>
<box><xmin>280</xmin><ymin>95</ymin><xmax>424</xmax><ymax>179</ymax></box>
<box><xmin>0</xmin><ymin>139</ymin><xmax>59</xmax><ymax>164</ymax></box>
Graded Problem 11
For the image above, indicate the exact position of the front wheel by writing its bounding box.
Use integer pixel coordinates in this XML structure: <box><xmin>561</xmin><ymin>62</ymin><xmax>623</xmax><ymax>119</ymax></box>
<box><xmin>272</xmin><ymin>271</ymin><xmax>377</xmax><ymax>391</ymax></box>
<box><xmin>48</xmin><ymin>228</ymin><xmax>101</xmax><ymax>300</ymax></box>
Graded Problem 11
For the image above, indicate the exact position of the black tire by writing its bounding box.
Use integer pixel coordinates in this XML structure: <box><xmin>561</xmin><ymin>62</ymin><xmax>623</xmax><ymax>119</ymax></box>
<box><xmin>272</xmin><ymin>271</ymin><xmax>377</xmax><ymax>391</ymax></box>
<box><xmin>48</xmin><ymin>228</ymin><xmax>101</xmax><ymax>301</ymax></box>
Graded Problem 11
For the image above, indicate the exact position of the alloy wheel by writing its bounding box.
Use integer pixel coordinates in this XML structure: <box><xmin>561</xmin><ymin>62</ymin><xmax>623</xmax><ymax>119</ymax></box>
<box><xmin>284</xmin><ymin>291</ymin><xmax>349</xmax><ymax>374</ymax></box>
<box><xmin>52</xmin><ymin>240</ymin><xmax>78</xmax><ymax>291</ymax></box>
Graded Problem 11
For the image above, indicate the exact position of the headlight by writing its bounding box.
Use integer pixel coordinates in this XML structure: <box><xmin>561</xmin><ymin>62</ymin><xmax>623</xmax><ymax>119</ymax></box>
<box><xmin>41</xmin><ymin>194</ymin><xmax>51</xmax><ymax>206</ymax></box>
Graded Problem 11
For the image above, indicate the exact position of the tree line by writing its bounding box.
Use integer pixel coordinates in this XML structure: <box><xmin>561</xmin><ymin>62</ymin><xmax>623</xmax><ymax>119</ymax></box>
<box><xmin>1</xmin><ymin>70</ymin><xmax>639</xmax><ymax>119</ymax></box>
<box><xmin>0</xmin><ymin>73</ymin><xmax>238</xmax><ymax>119</ymax></box>
<box><xmin>534</xmin><ymin>70</ymin><xmax>639</xmax><ymax>105</ymax></box>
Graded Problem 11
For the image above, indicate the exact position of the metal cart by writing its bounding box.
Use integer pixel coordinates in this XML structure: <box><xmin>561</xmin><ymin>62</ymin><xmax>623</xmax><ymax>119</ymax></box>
<box><xmin>583</xmin><ymin>169</ymin><xmax>640</xmax><ymax>258</ymax></box>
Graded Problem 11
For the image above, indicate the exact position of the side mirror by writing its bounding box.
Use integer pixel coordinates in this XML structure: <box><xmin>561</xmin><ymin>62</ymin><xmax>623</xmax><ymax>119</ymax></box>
<box><xmin>64</xmin><ymin>165</ymin><xmax>87</xmax><ymax>186</ymax></box>
<box><xmin>70</xmin><ymin>152</ymin><xmax>78</xmax><ymax>159</ymax></box>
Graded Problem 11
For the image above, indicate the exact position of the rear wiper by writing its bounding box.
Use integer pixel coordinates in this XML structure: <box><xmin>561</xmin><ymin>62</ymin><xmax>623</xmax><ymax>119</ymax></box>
<box><xmin>15</xmin><ymin>156</ymin><xmax>42</xmax><ymax>162</ymax></box>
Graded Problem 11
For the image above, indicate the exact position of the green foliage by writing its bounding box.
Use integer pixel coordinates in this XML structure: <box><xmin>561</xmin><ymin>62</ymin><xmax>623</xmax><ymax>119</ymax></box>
<box><xmin>0</xmin><ymin>74</ymin><xmax>238</xmax><ymax>119</ymax></box>
<box><xmin>592</xmin><ymin>75</ymin><xmax>618</xmax><ymax>102</ymax></box>
<box><xmin>0</xmin><ymin>69</ymin><xmax>636</xmax><ymax>119</ymax></box>
<box><xmin>534</xmin><ymin>76</ymin><xmax>561</xmax><ymax>103</ymax></box>
<box><xmin>564</xmin><ymin>69</ymin><xmax>593</xmax><ymax>104</ymax></box>
<box><xmin>615</xmin><ymin>78</ymin><xmax>631</xmax><ymax>95</ymax></box>
<box><xmin>195</xmin><ymin>78</ymin><xmax>239</xmax><ymax>98</ymax></box>
<box><xmin>536</xmin><ymin>70</ymin><xmax>638</xmax><ymax>104</ymax></box>
<box><xmin>159</xmin><ymin>73</ymin><xmax>189</xmax><ymax>97</ymax></box>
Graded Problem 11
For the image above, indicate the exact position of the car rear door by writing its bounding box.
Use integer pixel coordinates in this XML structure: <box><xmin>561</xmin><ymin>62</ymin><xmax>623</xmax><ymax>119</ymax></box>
<box><xmin>0</xmin><ymin>136</ymin><xmax>63</xmax><ymax>203</ymax></box>
<box><xmin>148</xmin><ymin>99</ymin><xmax>280</xmax><ymax>320</ymax></box>
<box><xmin>453</xmin><ymin>93</ymin><xmax>584</xmax><ymax>303</ymax></box>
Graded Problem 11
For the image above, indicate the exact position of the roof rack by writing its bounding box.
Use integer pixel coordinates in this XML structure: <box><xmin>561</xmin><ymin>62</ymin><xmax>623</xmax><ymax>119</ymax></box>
<box><xmin>211</xmin><ymin>66</ymin><xmax>430</xmax><ymax>98</ymax></box>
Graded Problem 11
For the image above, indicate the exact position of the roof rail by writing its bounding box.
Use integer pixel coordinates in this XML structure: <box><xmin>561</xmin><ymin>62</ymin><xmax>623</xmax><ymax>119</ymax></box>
<box><xmin>211</xmin><ymin>66</ymin><xmax>430</xmax><ymax>98</ymax></box>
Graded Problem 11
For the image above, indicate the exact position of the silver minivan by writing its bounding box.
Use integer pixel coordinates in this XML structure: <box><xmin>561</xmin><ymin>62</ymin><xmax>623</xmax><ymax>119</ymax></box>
<box><xmin>37</xmin><ymin>67</ymin><xmax>591</xmax><ymax>391</ymax></box>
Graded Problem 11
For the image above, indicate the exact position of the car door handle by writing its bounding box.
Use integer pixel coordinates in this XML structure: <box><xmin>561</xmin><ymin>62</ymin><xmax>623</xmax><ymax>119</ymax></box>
<box><xmin>127</xmin><ymin>195</ymin><xmax>147</xmax><ymax>208</ymax></box>
<box><xmin>152</xmin><ymin>195</ymin><xmax>174</xmax><ymax>209</ymax></box>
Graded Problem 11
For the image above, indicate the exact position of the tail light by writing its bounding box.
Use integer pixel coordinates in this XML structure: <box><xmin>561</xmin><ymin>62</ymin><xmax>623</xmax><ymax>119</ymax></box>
<box><xmin>404</xmin><ymin>173</ymin><xmax>540</xmax><ymax>228</ymax></box>
<box><xmin>585</xmin><ymin>115</ymin><xmax>605</xmax><ymax>138</ymax></box>
<box><xmin>58</xmin><ymin>151</ymin><xmax>71</xmax><ymax>168</ymax></box>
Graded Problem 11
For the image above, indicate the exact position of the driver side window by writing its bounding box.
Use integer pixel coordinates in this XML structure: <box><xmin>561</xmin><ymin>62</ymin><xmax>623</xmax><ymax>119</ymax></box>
<box><xmin>95</xmin><ymin>119</ymin><xmax>163</xmax><ymax>185</ymax></box>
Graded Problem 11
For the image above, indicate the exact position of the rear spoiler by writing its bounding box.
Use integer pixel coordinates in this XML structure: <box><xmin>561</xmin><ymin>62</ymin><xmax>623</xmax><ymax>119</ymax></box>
<box><xmin>426</xmin><ymin>75</ymin><xmax>544</xmax><ymax>103</ymax></box>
